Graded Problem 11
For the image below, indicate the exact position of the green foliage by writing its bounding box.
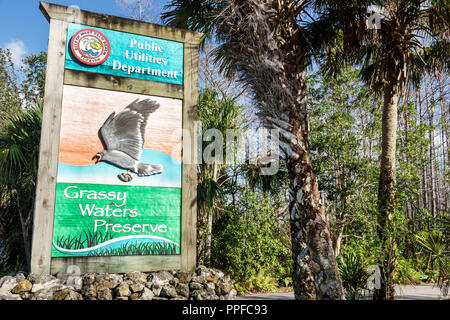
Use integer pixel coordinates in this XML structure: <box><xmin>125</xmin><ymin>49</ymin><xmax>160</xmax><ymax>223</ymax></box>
<box><xmin>416</xmin><ymin>230</ymin><xmax>449</xmax><ymax>295</ymax></box>
<box><xmin>0</xmin><ymin>255</ymin><xmax>26</xmax><ymax>278</ymax></box>
<box><xmin>0</xmin><ymin>102</ymin><xmax>42</xmax><ymax>187</ymax></box>
<box><xmin>233</xmin><ymin>271</ymin><xmax>279</xmax><ymax>294</ymax></box>
<box><xmin>197</xmin><ymin>178</ymin><xmax>223</xmax><ymax>210</ymax></box>
<box><xmin>0</xmin><ymin>48</ymin><xmax>21</xmax><ymax>121</ymax></box>
<box><xmin>20</xmin><ymin>52</ymin><xmax>47</xmax><ymax>108</ymax></box>
<box><xmin>337</xmin><ymin>251</ymin><xmax>371</xmax><ymax>300</ymax></box>
<box><xmin>211</xmin><ymin>189</ymin><xmax>291</xmax><ymax>293</ymax></box>
<box><xmin>392</xmin><ymin>256</ymin><xmax>423</xmax><ymax>285</ymax></box>
<box><xmin>309</xmin><ymin>68</ymin><xmax>380</xmax><ymax>249</ymax></box>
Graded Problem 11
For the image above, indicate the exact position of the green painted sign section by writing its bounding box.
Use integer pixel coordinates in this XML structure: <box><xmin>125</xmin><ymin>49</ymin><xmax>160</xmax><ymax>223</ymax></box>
<box><xmin>51</xmin><ymin>183</ymin><xmax>181</xmax><ymax>257</ymax></box>
<box><xmin>65</xmin><ymin>23</ymin><xmax>184</xmax><ymax>85</ymax></box>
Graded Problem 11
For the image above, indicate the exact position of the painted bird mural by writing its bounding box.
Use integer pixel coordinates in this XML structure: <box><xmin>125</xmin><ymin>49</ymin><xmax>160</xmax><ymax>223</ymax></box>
<box><xmin>92</xmin><ymin>99</ymin><xmax>163</xmax><ymax>182</ymax></box>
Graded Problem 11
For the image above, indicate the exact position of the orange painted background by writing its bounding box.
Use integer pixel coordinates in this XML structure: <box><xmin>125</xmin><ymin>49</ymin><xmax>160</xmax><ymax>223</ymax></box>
<box><xmin>58</xmin><ymin>85</ymin><xmax>182</xmax><ymax>166</ymax></box>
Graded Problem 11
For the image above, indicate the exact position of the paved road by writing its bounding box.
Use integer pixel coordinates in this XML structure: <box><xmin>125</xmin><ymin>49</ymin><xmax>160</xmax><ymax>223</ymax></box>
<box><xmin>237</xmin><ymin>284</ymin><xmax>447</xmax><ymax>300</ymax></box>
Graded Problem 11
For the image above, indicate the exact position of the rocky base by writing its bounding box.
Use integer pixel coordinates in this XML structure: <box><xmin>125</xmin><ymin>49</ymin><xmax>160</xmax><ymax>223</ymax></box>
<box><xmin>0</xmin><ymin>266</ymin><xmax>236</xmax><ymax>300</ymax></box>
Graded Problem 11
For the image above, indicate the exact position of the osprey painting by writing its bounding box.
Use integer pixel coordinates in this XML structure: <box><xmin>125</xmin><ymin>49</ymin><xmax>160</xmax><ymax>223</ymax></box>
<box><xmin>92</xmin><ymin>98</ymin><xmax>163</xmax><ymax>182</ymax></box>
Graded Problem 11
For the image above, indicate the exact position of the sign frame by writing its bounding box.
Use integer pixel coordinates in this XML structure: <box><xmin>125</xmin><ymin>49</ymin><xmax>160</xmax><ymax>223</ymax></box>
<box><xmin>31</xmin><ymin>2</ymin><xmax>203</xmax><ymax>275</ymax></box>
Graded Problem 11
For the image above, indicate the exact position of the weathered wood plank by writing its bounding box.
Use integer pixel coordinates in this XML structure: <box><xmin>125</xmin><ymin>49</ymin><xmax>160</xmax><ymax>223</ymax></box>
<box><xmin>64</xmin><ymin>69</ymin><xmax>184</xmax><ymax>99</ymax></box>
<box><xmin>51</xmin><ymin>256</ymin><xmax>182</xmax><ymax>274</ymax></box>
<box><xmin>30</xmin><ymin>19</ymin><xmax>68</xmax><ymax>275</ymax></box>
<box><xmin>181</xmin><ymin>42</ymin><xmax>199</xmax><ymax>271</ymax></box>
<box><xmin>40</xmin><ymin>1</ymin><xmax>204</xmax><ymax>45</ymax></box>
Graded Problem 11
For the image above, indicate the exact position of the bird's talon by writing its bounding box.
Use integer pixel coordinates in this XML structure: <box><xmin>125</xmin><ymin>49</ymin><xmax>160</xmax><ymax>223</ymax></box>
<box><xmin>118</xmin><ymin>172</ymin><xmax>133</xmax><ymax>182</ymax></box>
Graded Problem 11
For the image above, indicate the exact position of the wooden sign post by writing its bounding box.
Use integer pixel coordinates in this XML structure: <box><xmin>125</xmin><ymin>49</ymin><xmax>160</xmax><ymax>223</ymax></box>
<box><xmin>31</xmin><ymin>2</ymin><xmax>202</xmax><ymax>275</ymax></box>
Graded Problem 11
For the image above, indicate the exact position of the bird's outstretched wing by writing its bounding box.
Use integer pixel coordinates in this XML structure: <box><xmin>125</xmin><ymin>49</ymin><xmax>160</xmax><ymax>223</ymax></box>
<box><xmin>100</xmin><ymin>99</ymin><xmax>159</xmax><ymax>161</ymax></box>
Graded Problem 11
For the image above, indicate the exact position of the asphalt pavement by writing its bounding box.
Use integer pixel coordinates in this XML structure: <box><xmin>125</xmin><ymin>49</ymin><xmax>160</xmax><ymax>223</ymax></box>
<box><xmin>237</xmin><ymin>284</ymin><xmax>447</xmax><ymax>300</ymax></box>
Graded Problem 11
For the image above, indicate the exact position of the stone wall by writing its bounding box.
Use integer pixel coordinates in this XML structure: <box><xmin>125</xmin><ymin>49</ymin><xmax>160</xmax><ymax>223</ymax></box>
<box><xmin>0</xmin><ymin>266</ymin><xmax>236</xmax><ymax>300</ymax></box>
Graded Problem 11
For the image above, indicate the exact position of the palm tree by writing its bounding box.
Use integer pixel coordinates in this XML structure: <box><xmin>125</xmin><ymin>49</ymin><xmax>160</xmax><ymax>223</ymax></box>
<box><xmin>197</xmin><ymin>89</ymin><xmax>242</xmax><ymax>266</ymax></box>
<box><xmin>314</xmin><ymin>0</ymin><xmax>449</xmax><ymax>299</ymax></box>
<box><xmin>163</xmin><ymin>0</ymin><xmax>344</xmax><ymax>299</ymax></box>
<box><xmin>0</xmin><ymin>102</ymin><xmax>42</xmax><ymax>270</ymax></box>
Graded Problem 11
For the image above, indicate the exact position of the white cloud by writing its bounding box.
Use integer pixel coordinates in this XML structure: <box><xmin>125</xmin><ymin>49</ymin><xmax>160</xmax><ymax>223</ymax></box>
<box><xmin>3</xmin><ymin>39</ymin><xmax>26</xmax><ymax>66</ymax></box>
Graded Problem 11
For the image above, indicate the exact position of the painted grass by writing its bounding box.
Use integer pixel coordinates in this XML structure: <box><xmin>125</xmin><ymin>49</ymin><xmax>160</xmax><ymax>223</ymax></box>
<box><xmin>87</xmin><ymin>241</ymin><xmax>179</xmax><ymax>256</ymax></box>
<box><xmin>55</xmin><ymin>229</ymin><xmax>114</xmax><ymax>250</ymax></box>
<box><xmin>54</xmin><ymin>229</ymin><xmax>179</xmax><ymax>256</ymax></box>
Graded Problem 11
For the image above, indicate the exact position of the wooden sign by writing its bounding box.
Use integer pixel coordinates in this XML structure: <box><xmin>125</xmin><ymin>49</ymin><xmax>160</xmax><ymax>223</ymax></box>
<box><xmin>31</xmin><ymin>2</ymin><xmax>202</xmax><ymax>275</ymax></box>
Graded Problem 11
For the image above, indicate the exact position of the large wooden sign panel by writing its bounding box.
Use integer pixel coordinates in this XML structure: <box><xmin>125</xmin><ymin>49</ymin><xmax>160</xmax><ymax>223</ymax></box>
<box><xmin>31</xmin><ymin>2</ymin><xmax>202</xmax><ymax>275</ymax></box>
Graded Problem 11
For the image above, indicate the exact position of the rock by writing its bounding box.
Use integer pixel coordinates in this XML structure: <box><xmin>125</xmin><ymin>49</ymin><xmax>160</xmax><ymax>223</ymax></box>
<box><xmin>152</xmin><ymin>283</ymin><xmax>162</xmax><ymax>296</ymax></box>
<box><xmin>175</xmin><ymin>283</ymin><xmax>189</xmax><ymax>297</ymax></box>
<box><xmin>0</xmin><ymin>292</ymin><xmax>22</xmax><ymax>300</ymax></box>
<box><xmin>191</xmin><ymin>275</ymin><xmax>206</xmax><ymax>284</ymax></box>
<box><xmin>81</xmin><ymin>284</ymin><xmax>97</xmax><ymax>299</ymax></box>
<box><xmin>33</xmin><ymin>289</ymin><xmax>56</xmax><ymax>300</ymax></box>
<box><xmin>152</xmin><ymin>271</ymin><xmax>174</xmax><ymax>287</ymax></box>
<box><xmin>115</xmin><ymin>296</ymin><xmax>128</xmax><ymax>300</ymax></box>
<box><xmin>129</xmin><ymin>283</ymin><xmax>145</xmax><ymax>293</ymax></box>
<box><xmin>54</xmin><ymin>272</ymin><xmax>69</xmax><ymax>283</ymax></box>
<box><xmin>190</xmin><ymin>289</ymin><xmax>204</xmax><ymax>300</ymax></box>
<box><xmin>224</xmin><ymin>289</ymin><xmax>237</xmax><ymax>300</ymax></box>
<box><xmin>28</xmin><ymin>275</ymin><xmax>60</xmax><ymax>293</ymax></box>
<box><xmin>206</xmin><ymin>274</ymin><xmax>219</xmax><ymax>284</ymax></box>
<box><xmin>0</xmin><ymin>276</ymin><xmax>19</xmax><ymax>292</ymax></box>
<box><xmin>139</xmin><ymin>287</ymin><xmax>155</xmax><ymax>300</ymax></box>
<box><xmin>82</xmin><ymin>273</ymin><xmax>96</xmax><ymax>286</ymax></box>
<box><xmin>195</xmin><ymin>265</ymin><xmax>209</xmax><ymax>276</ymax></box>
<box><xmin>19</xmin><ymin>292</ymin><xmax>33</xmax><ymax>300</ymax></box>
<box><xmin>97</xmin><ymin>287</ymin><xmax>113</xmax><ymax>300</ymax></box>
<box><xmin>152</xmin><ymin>297</ymin><xmax>168</xmax><ymax>300</ymax></box>
<box><xmin>169</xmin><ymin>277</ymin><xmax>179</xmax><ymax>286</ymax></box>
<box><xmin>176</xmin><ymin>271</ymin><xmax>193</xmax><ymax>284</ymax></box>
<box><xmin>124</xmin><ymin>271</ymin><xmax>147</xmax><ymax>284</ymax></box>
<box><xmin>204</xmin><ymin>282</ymin><xmax>215</xmax><ymax>290</ymax></box>
<box><xmin>8</xmin><ymin>271</ymin><xmax>28</xmax><ymax>279</ymax></box>
<box><xmin>108</xmin><ymin>274</ymin><xmax>123</xmax><ymax>288</ymax></box>
<box><xmin>115</xmin><ymin>282</ymin><xmax>131</xmax><ymax>297</ymax></box>
<box><xmin>129</xmin><ymin>292</ymin><xmax>141</xmax><ymax>300</ymax></box>
<box><xmin>13</xmin><ymin>273</ymin><xmax>26</xmax><ymax>282</ymax></box>
<box><xmin>215</xmin><ymin>281</ymin><xmax>233</xmax><ymax>296</ymax></box>
<box><xmin>205</xmin><ymin>288</ymin><xmax>218</xmax><ymax>300</ymax></box>
<box><xmin>189</xmin><ymin>282</ymin><xmax>203</xmax><ymax>291</ymax></box>
<box><xmin>96</xmin><ymin>277</ymin><xmax>116</xmax><ymax>290</ymax></box>
<box><xmin>159</xmin><ymin>285</ymin><xmax>178</xmax><ymax>299</ymax></box>
<box><xmin>11</xmin><ymin>280</ymin><xmax>33</xmax><ymax>294</ymax></box>
<box><xmin>66</xmin><ymin>276</ymin><xmax>83</xmax><ymax>291</ymax></box>
<box><xmin>51</xmin><ymin>289</ymin><xmax>82</xmax><ymax>300</ymax></box>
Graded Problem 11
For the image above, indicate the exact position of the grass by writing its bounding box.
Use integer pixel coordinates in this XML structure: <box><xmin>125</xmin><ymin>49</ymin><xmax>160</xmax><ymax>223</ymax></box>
<box><xmin>54</xmin><ymin>229</ymin><xmax>179</xmax><ymax>257</ymax></box>
<box><xmin>87</xmin><ymin>241</ymin><xmax>179</xmax><ymax>256</ymax></box>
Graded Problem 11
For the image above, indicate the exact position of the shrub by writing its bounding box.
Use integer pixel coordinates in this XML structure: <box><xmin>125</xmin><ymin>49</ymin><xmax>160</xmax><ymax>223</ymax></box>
<box><xmin>211</xmin><ymin>189</ymin><xmax>291</xmax><ymax>293</ymax></box>
<box><xmin>337</xmin><ymin>251</ymin><xmax>371</xmax><ymax>300</ymax></box>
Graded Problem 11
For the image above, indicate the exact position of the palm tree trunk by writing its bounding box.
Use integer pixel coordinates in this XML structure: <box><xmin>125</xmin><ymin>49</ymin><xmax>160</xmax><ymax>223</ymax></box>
<box><xmin>374</xmin><ymin>65</ymin><xmax>400</xmax><ymax>300</ymax></box>
<box><xmin>281</xmin><ymin>83</ymin><xmax>344</xmax><ymax>300</ymax></box>
<box><xmin>205</xmin><ymin>162</ymin><xmax>218</xmax><ymax>267</ymax></box>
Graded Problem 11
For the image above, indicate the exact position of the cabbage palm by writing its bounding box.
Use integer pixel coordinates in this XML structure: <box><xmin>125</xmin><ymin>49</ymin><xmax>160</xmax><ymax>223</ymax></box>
<box><xmin>416</xmin><ymin>230</ymin><xmax>449</xmax><ymax>297</ymax></box>
<box><xmin>314</xmin><ymin>0</ymin><xmax>449</xmax><ymax>299</ymax></box>
<box><xmin>0</xmin><ymin>102</ymin><xmax>42</xmax><ymax>270</ymax></box>
<box><xmin>163</xmin><ymin>0</ymin><xmax>344</xmax><ymax>299</ymax></box>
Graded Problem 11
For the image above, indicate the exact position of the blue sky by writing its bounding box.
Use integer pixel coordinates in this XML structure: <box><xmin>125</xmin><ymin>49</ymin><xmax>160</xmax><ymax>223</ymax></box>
<box><xmin>0</xmin><ymin>0</ymin><xmax>168</xmax><ymax>65</ymax></box>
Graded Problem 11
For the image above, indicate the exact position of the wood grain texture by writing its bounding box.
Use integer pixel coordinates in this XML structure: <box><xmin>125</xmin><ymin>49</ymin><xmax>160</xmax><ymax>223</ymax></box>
<box><xmin>64</xmin><ymin>70</ymin><xmax>184</xmax><ymax>100</ymax></box>
<box><xmin>30</xmin><ymin>19</ymin><xmax>68</xmax><ymax>275</ymax></box>
<box><xmin>181</xmin><ymin>43</ymin><xmax>199</xmax><ymax>271</ymax></box>
<box><xmin>40</xmin><ymin>2</ymin><xmax>204</xmax><ymax>45</ymax></box>
<box><xmin>51</xmin><ymin>256</ymin><xmax>182</xmax><ymax>274</ymax></box>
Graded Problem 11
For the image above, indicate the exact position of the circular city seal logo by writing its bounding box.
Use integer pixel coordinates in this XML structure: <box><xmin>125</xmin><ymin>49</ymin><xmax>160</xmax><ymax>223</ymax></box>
<box><xmin>70</xmin><ymin>28</ymin><xmax>110</xmax><ymax>66</ymax></box>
